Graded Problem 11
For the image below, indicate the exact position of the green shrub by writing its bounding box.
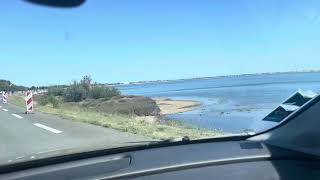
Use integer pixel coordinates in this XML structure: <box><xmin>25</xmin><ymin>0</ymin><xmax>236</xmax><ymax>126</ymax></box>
<box><xmin>37</xmin><ymin>94</ymin><xmax>61</xmax><ymax>108</ymax></box>
<box><xmin>63</xmin><ymin>81</ymin><xmax>88</xmax><ymax>102</ymax></box>
<box><xmin>38</xmin><ymin>95</ymin><xmax>49</xmax><ymax>105</ymax></box>
<box><xmin>89</xmin><ymin>86</ymin><xmax>121</xmax><ymax>99</ymax></box>
<box><xmin>47</xmin><ymin>87</ymin><xmax>65</xmax><ymax>96</ymax></box>
<box><xmin>105</xmin><ymin>87</ymin><xmax>121</xmax><ymax>97</ymax></box>
<box><xmin>47</xmin><ymin>95</ymin><xmax>61</xmax><ymax>108</ymax></box>
<box><xmin>89</xmin><ymin>86</ymin><xmax>106</xmax><ymax>99</ymax></box>
<box><xmin>80</xmin><ymin>75</ymin><xmax>92</xmax><ymax>92</ymax></box>
<box><xmin>40</xmin><ymin>76</ymin><xmax>121</xmax><ymax>103</ymax></box>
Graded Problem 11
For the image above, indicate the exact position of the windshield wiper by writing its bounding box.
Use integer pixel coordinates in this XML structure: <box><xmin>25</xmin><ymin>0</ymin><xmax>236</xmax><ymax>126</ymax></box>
<box><xmin>123</xmin><ymin>136</ymin><xmax>191</xmax><ymax>145</ymax></box>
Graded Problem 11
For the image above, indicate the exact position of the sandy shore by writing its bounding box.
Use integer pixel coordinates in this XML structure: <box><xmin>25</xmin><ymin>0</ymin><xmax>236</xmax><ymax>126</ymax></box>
<box><xmin>153</xmin><ymin>98</ymin><xmax>202</xmax><ymax>115</ymax></box>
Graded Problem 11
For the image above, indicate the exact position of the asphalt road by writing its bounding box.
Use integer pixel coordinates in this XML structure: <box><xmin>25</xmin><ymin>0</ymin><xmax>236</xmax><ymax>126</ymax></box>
<box><xmin>0</xmin><ymin>102</ymin><xmax>150</xmax><ymax>164</ymax></box>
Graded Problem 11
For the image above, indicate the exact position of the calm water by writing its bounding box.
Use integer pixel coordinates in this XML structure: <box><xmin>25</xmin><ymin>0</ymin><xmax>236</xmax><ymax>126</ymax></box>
<box><xmin>118</xmin><ymin>72</ymin><xmax>320</xmax><ymax>133</ymax></box>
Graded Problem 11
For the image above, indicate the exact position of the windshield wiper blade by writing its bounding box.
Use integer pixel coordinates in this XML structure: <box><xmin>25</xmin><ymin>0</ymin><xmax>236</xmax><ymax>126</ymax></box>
<box><xmin>124</xmin><ymin>136</ymin><xmax>191</xmax><ymax>145</ymax></box>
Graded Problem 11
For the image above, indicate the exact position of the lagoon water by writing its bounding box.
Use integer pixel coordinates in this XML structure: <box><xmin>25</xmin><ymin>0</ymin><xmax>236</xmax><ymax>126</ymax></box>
<box><xmin>119</xmin><ymin>72</ymin><xmax>320</xmax><ymax>134</ymax></box>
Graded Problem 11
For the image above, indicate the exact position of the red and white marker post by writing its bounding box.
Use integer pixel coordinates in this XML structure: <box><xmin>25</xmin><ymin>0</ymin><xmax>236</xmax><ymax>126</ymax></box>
<box><xmin>25</xmin><ymin>90</ymin><xmax>33</xmax><ymax>114</ymax></box>
<box><xmin>2</xmin><ymin>92</ymin><xmax>8</xmax><ymax>103</ymax></box>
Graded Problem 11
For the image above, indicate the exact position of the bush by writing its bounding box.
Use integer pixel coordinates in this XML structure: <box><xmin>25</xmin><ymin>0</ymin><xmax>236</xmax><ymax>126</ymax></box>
<box><xmin>81</xmin><ymin>96</ymin><xmax>160</xmax><ymax>116</ymax></box>
<box><xmin>63</xmin><ymin>81</ymin><xmax>88</xmax><ymax>102</ymax></box>
<box><xmin>80</xmin><ymin>75</ymin><xmax>92</xmax><ymax>92</ymax></box>
<box><xmin>37</xmin><ymin>94</ymin><xmax>61</xmax><ymax>108</ymax></box>
<box><xmin>89</xmin><ymin>86</ymin><xmax>121</xmax><ymax>99</ymax></box>
<box><xmin>38</xmin><ymin>95</ymin><xmax>49</xmax><ymax>106</ymax></box>
<box><xmin>89</xmin><ymin>86</ymin><xmax>106</xmax><ymax>99</ymax></box>
<box><xmin>47</xmin><ymin>87</ymin><xmax>65</xmax><ymax>96</ymax></box>
<box><xmin>47</xmin><ymin>95</ymin><xmax>61</xmax><ymax>108</ymax></box>
<box><xmin>39</xmin><ymin>76</ymin><xmax>122</xmax><ymax>103</ymax></box>
<box><xmin>105</xmin><ymin>87</ymin><xmax>121</xmax><ymax>97</ymax></box>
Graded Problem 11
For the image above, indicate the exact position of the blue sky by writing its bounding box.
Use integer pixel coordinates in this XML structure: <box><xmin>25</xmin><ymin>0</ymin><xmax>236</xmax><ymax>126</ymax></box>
<box><xmin>1</xmin><ymin>0</ymin><xmax>320</xmax><ymax>86</ymax></box>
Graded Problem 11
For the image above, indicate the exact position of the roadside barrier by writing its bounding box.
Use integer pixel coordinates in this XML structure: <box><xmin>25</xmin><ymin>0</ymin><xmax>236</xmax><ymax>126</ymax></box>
<box><xmin>25</xmin><ymin>91</ymin><xmax>33</xmax><ymax>113</ymax></box>
<box><xmin>2</xmin><ymin>92</ymin><xmax>8</xmax><ymax>103</ymax></box>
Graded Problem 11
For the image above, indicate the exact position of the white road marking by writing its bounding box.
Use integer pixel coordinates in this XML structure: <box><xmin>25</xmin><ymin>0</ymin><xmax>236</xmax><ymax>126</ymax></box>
<box><xmin>12</xmin><ymin>114</ymin><xmax>23</xmax><ymax>119</ymax></box>
<box><xmin>2</xmin><ymin>109</ymin><xmax>8</xmax><ymax>112</ymax></box>
<box><xmin>33</xmin><ymin>123</ymin><xmax>62</xmax><ymax>134</ymax></box>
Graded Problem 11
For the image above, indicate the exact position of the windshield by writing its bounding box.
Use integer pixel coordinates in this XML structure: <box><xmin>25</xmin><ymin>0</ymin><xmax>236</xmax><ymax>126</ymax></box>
<box><xmin>1</xmin><ymin>0</ymin><xmax>320</xmax><ymax>165</ymax></box>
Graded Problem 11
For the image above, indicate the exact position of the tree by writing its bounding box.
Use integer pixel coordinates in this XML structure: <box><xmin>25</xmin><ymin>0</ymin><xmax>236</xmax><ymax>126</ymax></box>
<box><xmin>0</xmin><ymin>79</ymin><xmax>27</xmax><ymax>92</ymax></box>
<box><xmin>63</xmin><ymin>81</ymin><xmax>87</xmax><ymax>102</ymax></box>
<box><xmin>80</xmin><ymin>75</ymin><xmax>92</xmax><ymax>92</ymax></box>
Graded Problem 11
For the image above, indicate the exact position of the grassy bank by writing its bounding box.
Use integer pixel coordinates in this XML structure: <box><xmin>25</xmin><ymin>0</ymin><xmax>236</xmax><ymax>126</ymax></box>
<box><xmin>9</xmin><ymin>95</ymin><xmax>222</xmax><ymax>140</ymax></box>
<box><xmin>8</xmin><ymin>95</ymin><xmax>26</xmax><ymax>108</ymax></box>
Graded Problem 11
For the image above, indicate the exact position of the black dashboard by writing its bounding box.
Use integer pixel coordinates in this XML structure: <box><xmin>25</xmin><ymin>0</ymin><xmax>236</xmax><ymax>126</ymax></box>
<box><xmin>1</xmin><ymin>140</ymin><xmax>319</xmax><ymax>180</ymax></box>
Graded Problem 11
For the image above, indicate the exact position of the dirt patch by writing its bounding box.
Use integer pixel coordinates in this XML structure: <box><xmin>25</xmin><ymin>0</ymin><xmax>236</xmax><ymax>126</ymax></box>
<box><xmin>154</xmin><ymin>98</ymin><xmax>201</xmax><ymax>115</ymax></box>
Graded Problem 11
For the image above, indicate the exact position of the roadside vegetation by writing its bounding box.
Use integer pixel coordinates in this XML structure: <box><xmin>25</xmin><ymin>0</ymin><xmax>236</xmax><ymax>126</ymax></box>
<box><xmin>0</xmin><ymin>80</ymin><xmax>27</xmax><ymax>92</ymax></box>
<box><xmin>8</xmin><ymin>76</ymin><xmax>222</xmax><ymax>140</ymax></box>
<box><xmin>38</xmin><ymin>75</ymin><xmax>121</xmax><ymax>105</ymax></box>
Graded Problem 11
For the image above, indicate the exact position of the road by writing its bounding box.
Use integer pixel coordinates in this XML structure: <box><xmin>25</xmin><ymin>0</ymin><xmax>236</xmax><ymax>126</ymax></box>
<box><xmin>0</xmin><ymin>103</ymin><xmax>150</xmax><ymax>164</ymax></box>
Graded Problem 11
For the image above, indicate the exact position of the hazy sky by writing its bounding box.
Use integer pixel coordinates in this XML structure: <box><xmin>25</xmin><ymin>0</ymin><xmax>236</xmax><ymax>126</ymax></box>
<box><xmin>1</xmin><ymin>0</ymin><xmax>320</xmax><ymax>86</ymax></box>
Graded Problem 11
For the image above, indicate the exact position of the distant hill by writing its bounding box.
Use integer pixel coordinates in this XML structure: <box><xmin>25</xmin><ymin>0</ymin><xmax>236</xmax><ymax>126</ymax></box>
<box><xmin>0</xmin><ymin>80</ymin><xmax>28</xmax><ymax>92</ymax></box>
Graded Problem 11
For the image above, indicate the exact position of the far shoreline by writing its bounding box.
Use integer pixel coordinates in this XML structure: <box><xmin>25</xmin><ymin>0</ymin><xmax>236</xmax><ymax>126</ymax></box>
<box><xmin>114</xmin><ymin>70</ymin><xmax>320</xmax><ymax>86</ymax></box>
